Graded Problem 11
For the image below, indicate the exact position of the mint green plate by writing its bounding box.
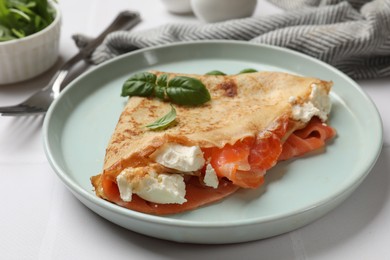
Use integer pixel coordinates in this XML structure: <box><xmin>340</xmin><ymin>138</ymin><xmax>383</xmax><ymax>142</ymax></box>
<box><xmin>43</xmin><ymin>41</ymin><xmax>382</xmax><ymax>244</ymax></box>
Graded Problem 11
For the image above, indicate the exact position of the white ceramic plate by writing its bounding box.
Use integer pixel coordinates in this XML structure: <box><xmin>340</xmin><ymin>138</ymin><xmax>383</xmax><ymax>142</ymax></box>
<box><xmin>43</xmin><ymin>41</ymin><xmax>383</xmax><ymax>244</ymax></box>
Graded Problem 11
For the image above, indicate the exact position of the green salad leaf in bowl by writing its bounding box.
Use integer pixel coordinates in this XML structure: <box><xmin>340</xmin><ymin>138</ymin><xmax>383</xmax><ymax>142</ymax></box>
<box><xmin>0</xmin><ymin>0</ymin><xmax>55</xmax><ymax>42</ymax></box>
<box><xmin>0</xmin><ymin>0</ymin><xmax>60</xmax><ymax>84</ymax></box>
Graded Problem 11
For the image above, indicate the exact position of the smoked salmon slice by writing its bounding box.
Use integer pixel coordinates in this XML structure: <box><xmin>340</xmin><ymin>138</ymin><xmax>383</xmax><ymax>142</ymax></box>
<box><xmin>101</xmin><ymin>174</ymin><xmax>239</xmax><ymax>215</ymax></box>
<box><xmin>203</xmin><ymin>116</ymin><xmax>335</xmax><ymax>189</ymax></box>
<box><xmin>91</xmin><ymin>71</ymin><xmax>336</xmax><ymax>215</ymax></box>
<box><xmin>279</xmin><ymin>117</ymin><xmax>336</xmax><ymax>161</ymax></box>
<box><xmin>98</xmin><ymin>116</ymin><xmax>335</xmax><ymax>215</ymax></box>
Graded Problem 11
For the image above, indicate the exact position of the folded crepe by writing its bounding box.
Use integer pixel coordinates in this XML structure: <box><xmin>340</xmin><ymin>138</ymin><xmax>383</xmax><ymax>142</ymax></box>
<box><xmin>91</xmin><ymin>71</ymin><xmax>336</xmax><ymax>215</ymax></box>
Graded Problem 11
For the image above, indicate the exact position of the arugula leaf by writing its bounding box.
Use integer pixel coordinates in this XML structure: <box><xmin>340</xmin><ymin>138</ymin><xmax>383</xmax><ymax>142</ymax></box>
<box><xmin>146</xmin><ymin>105</ymin><xmax>177</xmax><ymax>130</ymax></box>
<box><xmin>0</xmin><ymin>24</ymin><xmax>14</xmax><ymax>41</ymax></box>
<box><xmin>166</xmin><ymin>76</ymin><xmax>211</xmax><ymax>106</ymax></box>
<box><xmin>0</xmin><ymin>0</ymin><xmax>55</xmax><ymax>42</ymax></box>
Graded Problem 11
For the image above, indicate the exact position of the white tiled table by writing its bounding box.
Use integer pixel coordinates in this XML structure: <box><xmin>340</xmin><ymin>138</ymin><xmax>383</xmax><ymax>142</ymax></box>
<box><xmin>1</xmin><ymin>1</ymin><xmax>389</xmax><ymax>259</ymax></box>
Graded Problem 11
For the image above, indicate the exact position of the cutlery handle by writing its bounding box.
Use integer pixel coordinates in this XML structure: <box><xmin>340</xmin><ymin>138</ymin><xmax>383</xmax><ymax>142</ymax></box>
<box><xmin>51</xmin><ymin>11</ymin><xmax>141</xmax><ymax>95</ymax></box>
<box><xmin>64</xmin><ymin>11</ymin><xmax>141</xmax><ymax>69</ymax></box>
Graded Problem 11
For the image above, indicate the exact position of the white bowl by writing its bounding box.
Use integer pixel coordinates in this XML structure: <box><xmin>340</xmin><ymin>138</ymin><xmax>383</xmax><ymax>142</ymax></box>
<box><xmin>0</xmin><ymin>3</ymin><xmax>61</xmax><ymax>85</ymax></box>
<box><xmin>191</xmin><ymin>0</ymin><xmax>257</xmax><ymax>23</ymax></box>
<box><xmin>161</xmin><ymin>0</ymin><xmax>192</xmax><ymax>14</ymax></box>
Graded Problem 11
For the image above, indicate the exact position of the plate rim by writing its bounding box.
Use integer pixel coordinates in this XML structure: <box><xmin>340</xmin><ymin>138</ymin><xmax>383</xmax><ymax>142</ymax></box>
<box><xmin>43</xmin><ymin>40</ymin><xmax>383</xmax><ymax>229</ymax></box>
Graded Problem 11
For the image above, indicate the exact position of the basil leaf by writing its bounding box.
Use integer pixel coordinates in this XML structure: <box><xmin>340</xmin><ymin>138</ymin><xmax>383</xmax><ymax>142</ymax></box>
<box><xmin>154</xmin><ymin>74</ymin><xmax>168</xmax><ymax>100</ymax></box>
<box><xmin>205</xmin><ymin>70</ymin><xmax>226</xmax><ymax>76</ymax></box>
<box><xmin>121</xmin><ymin>72</ymin><xmax>156</xmax><ymax>97</ymax></box>
<box><xmin>239</xmin><ymin>68</ymin><xmax>258</xmax><ymax>74</ymax></box>
<box><xmin>166</xmin><ymin>76</ymin><xmax>211</xmax><ymax>106</ymax></box>
<box><xmin>146</xmin><ymin>105</ymin><xmax>177</xmax><ymax>130</ymax></box>
<box><xmin>157</xmin><ymin>73</ymin><xmax>168</xmax><ymax>87</ymax></box>
<box><xmin>154</xmin><ymin>85</ymin><xmax>166</xmax><ymax>100</ymax></box>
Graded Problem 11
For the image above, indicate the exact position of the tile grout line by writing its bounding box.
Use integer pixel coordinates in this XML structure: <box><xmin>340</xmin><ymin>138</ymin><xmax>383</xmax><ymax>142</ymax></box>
<box><xmin>289</xmin><ymin>230</ymin><xmax>308</xmax><ymax>260</ymax></box>
<box><xmin>38</xmin><ymin>177</ymin><xmax>66</xmax><ymax>260</ymax></box>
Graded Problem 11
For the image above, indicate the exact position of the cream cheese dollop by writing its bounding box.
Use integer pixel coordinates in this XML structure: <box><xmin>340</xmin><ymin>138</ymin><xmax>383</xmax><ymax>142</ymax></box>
<box><xmin>204</xmin><ymin>163</ymin><xmax>219</xmax><ymax>188</ymax></box>
<box><xmin>150</xmin><ymin>143</ymin><xmax>205</xmax><ymax>172</ymax></box>
<box><xmin>290</xmin><ymin>83</ymin><xmax>331</xmax><ymax>123</ymax></box>
<box><xmin>116</xmin><ymin>168</ymin><xmax>187</xmax><ymax>204</ymax></box>
<box><xmin>116</xmin><ymin>144</ymin><xmax>218</xmax><ymax>204</ymax></box>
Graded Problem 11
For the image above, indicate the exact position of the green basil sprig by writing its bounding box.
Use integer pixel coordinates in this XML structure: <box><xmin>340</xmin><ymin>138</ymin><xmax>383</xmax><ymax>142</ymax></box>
<box><xmin>166</xmin><ymin>76</ymin><xmax>211</xmax><ymax>106</ymax></box>
<box><xmin>121</xmin><ymin>72</ymin><xmax>211</xmax><ymax>106</ymax></box>
<box><xmin>205</xmin><ymin>70</ymin><xmax>226</xmax><ymax>76</ymax></box>
<box><xmin>204</xmin><ymin>68</ymin><xmax>258</xmax><ymax>75</ymax></box>
<box><xmin>238</xmin><ymin>68</ymin><xmax>258</xmax><ymax>74</ymax></box>
<box><xmin>121</xmin><ymin>72</ymin><xmax>156</xmax><ymax>97</ymax></box>
<box><xmin>155</xmin><ymin>73</ymin><xmax>168</xmax><ymax>99</ymax></box>
<box><xmin>146</xmin><ymin>105</ymin><xmax>177</xmax><ymax>130</ymax></box>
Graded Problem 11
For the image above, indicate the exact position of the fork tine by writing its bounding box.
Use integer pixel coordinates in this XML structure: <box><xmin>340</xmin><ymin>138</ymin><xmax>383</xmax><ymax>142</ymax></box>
<box><xmin>0</xmin><ymin>110</ymin><xmax>46</xmax><ymax>116</ymax></box>
<box><xmin>0</xmin><ymin>105</ymin><xmax>46</xmax><ymax>115</ymax></box>
<box><xmin>0</xmin><ymin>106</ymin><xmax>30</xmax><ymax>112</ymax></box>
<box><xmin>1</xmin><ymin>12</ymin><xmax>142</xmax><ymax>117</ymax></box>
<box><xmin>1</xmin><ymin>112</ymin><xmax>45</xmax><ymax>116</ymax></box>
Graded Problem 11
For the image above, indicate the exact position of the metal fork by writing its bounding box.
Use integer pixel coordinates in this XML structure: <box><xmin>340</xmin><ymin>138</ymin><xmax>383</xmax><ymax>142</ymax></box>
<box><xmin>0</xmin><ymin>11</ymin><xmax>141</xmax><ymax>116</ymax></box>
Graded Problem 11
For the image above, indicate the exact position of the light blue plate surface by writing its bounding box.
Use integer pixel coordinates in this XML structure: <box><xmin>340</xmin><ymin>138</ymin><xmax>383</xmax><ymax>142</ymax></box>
<box><xmin>43</xmin><ymin>41</ymin><xmax>383</xmax><ymax>244</ymax></box>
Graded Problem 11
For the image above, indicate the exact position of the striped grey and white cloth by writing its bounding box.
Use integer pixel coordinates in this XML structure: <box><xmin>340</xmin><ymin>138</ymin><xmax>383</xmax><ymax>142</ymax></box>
<box><xmin>76</xmin><ymin>0</ymin><xmax>390</xmax><ymax>79</ymax></box>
